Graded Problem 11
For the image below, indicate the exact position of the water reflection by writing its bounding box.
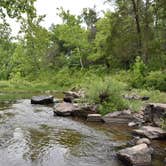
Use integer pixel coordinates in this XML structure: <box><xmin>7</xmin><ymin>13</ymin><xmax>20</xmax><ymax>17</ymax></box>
<box><xmin>0</xmin><ymin>99</ymin><xmax>165</xmax><ymax>166</ymax></box>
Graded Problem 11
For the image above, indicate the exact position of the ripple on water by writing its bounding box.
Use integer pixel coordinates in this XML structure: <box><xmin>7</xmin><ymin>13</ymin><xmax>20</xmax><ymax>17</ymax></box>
<box><xmin>0</xmin><ymin>99</ymin><xmax>165</xmax><ymax>166</ymax></box>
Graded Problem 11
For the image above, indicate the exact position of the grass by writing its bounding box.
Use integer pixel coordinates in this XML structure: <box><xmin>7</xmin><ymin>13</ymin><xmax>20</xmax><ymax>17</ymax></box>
<box><xmin>0</xmin><ymin>68</ymin><xmax>165</xmax><ymax>114</ymax></box>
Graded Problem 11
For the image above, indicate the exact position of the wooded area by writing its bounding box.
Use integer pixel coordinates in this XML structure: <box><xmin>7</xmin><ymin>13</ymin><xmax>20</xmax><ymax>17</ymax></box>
<box><xmin>0</xmin><ymin>0</ymin><xmax>166</xmax><ymax>112</ymax></box>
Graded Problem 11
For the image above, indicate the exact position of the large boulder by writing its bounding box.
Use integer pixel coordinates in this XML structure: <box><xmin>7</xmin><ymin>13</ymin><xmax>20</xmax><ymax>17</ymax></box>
<box><xmin>31</xmin><ymin>96</ymin><xmax>54</xmax><ymax>104</ymax></box>
<box><xmin>117</xmin><ymin>143</ymin><xmax>152</xmax><ymax>166</ymax></box>
<box><xmin>133</xmin><ymin>126</ymin><xmax>166</xmax><ymax>139</ymax></box>
<box><xmin>103</xmin><ymin>110</ymin><xmax>133</xmax><ymax>124</ymax></box>
<box><xmin>144</xmin><ymin>103</ymin><xmax>166</xmax><ymax>127</ymax></box>
<box><xmin>54</xmin><ymin>102</ymin><xmax>78</xmax><ymax>116</ymax></box>
<box><xmin>54</xmin><ymin>103</ymin><xmax>97</xmax><ymax>117</ymax></box>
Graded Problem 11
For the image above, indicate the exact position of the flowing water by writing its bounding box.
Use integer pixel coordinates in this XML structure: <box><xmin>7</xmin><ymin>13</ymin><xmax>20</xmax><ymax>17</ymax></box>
<box><xmin>0</xmin><ymin>99</ymin><xmax>165</xmax><ymax>166</ymax></box>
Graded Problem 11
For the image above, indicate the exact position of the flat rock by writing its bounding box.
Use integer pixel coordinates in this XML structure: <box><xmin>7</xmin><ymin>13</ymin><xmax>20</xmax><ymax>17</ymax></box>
<box><xmin>103</xmin><ymin>110</ymin><xmax>133</xmax><ymax>124</ymax></box>
<box><xmin>87</xmin><ymin>114</ymin><xmax>102</xmax><ymax>122</ymax></box>
<box><xmin>144</xmin><ymin>103</ymin><xmax>166</xmax><ymax>127</ymax></box>
<box><xmin>133</xmin><ymin>126</ymin><xmax>166</xmax><ymax>139</ymax></box>
<box><xmin>54</xmin><ymin>102</ymin><xmax>79</xmax><ymax>116</ymax></box>
<box><xmin>31</xmin><ymin>96</ymin><xmax>54</xmax><ymax>104</ymax></box>
<box><xmin>72</xmin><ymin>104</ymin><xmax>97</xmax><ymax>118</ymax></box>
<box><xmin>136</xmin><ymin>138</ymin><xmax>151</xmax><ymax>145</ymax></box>
<box><xmin>117</xmin><ymin>143</ymin><xmax>152</xmax><ymax>166</ymax></box>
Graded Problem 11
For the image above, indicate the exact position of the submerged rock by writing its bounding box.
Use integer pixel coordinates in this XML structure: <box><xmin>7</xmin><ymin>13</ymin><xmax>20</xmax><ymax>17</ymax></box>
<box><xmin>144</xmin><ymin>103</ymin><xmax>166</xmax><ymax>127</ymax></box>
<box><xmin>117</xmin><ymin>143</ymin><xmax>152</xmax><ymax>166</ymax></box>
<box><xmin>31</xmin><ymin>96</ymin><xmax>54</xmax><ymax>104</ymax></box>
<box><xmin>103</xmin><ymin>109</ymin><xmax>133</xmax><ymax>124</ymax></box>
<box><xmin>87</xmin><ymin>114</ymin><xmax>102</xmax><ymax>122</ymax></box>
<box><xmin>133</xmin><ymin>126</ymin><xmax>166</xmax><ymax>139</ymax></box>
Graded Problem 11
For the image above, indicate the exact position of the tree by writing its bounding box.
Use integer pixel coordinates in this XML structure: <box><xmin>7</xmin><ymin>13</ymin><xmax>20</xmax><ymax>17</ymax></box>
<box><xmin>81</xmin><ymin>7</ymin><xmax>98</xmax><ymax>42</ymax></box>
<box><xmin>50</xmin><ymin>8</ymin><xmax>89</xmax><ymax>68</ymax></box>
<box><xmin>0</xmin><ymin>0</ymin><xmax>36</xmax><ymax>19</ymax></box>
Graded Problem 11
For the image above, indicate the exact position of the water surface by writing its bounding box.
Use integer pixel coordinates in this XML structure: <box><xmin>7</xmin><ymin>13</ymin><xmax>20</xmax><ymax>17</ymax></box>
<box><xmin>0</xmin><ymin>99</ymin><xmax>165</xmax><ymax>166</ymax></box>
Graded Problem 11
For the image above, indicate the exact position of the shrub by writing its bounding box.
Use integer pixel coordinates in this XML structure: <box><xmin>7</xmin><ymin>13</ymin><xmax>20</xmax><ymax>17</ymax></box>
<box><xmin>130</xmin><ymin>56</ymin><xmax>147</xmax><ymax>88</ymax></box>
<box><xmin>85</xmin><ymin>77</ymin><xmax>128</xmax><ymax>115</ymax></box>
<box><xmin>145</xmin><ymin>70</ymin><xmax>166</xmax><ymax>91</ymax></box>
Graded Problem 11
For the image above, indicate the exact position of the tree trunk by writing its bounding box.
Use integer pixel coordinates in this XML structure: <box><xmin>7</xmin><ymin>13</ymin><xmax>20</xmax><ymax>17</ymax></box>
<box><xmin>143</xmin><ymin>0</ymin><xmax>150</xmax><ymax>63</ymax></box>
<box><xmin>131</xmin><ymin>0</ymin><xmax>142</xmax><ymax>57</ymax></box>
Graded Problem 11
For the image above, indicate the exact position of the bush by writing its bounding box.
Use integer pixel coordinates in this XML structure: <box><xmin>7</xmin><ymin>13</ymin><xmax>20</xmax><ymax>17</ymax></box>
<box><xmin>145</xmin><ymin>70</ymin><xmax>166</xmax><ymax>91</ymax></box>
<box><xmin>85</xmin><ymin>77</ymin><xmax>128</xmax><ymax>115</ymax></box>
<box><xmin>130</xmin><ymin>56</ymin><xmax>147</xmax><ymax>88</ymax></box>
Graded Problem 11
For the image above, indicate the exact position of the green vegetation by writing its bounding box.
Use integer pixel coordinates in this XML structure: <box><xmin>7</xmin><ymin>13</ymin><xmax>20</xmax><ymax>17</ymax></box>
<box><xmin>0</xmin><ymin>0</ymin><xmax>165</xmax><ymax>114</ymax></box>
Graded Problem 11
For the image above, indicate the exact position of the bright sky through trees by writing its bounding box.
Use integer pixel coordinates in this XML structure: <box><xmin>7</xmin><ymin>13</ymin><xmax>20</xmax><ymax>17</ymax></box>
<box><xmin>10</xmin><ymin>0</ymin><xmax>110</xmax><ymax>35</ymax></box>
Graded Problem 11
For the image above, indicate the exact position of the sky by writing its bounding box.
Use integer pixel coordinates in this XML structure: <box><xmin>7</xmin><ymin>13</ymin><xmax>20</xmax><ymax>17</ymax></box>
<box><xmin>10</xmin><ymin>0</ymin><xmax>111</xmax><ymax>35</ymax></box>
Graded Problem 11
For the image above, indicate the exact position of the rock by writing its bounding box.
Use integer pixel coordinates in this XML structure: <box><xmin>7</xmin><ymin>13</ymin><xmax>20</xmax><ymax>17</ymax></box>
<box><xmin>124</xmin><ymin>94</ymin><xmax>150</xmax><ymax>101</ymax></box>
<box><xmin>63</xmin><ymin>96</ymin><xmax>73</xmax><ymax>103</ymax></box>
<box><xmin>136</xmin><ymin>138</ymin><xmax>151</xmax><ymax>145</ymax></box>
<box><xmin>127</xmin><ymin>136</ymin><xmax>140</xmax><ymax>146</ymax></box>
<box><xmin>63</xmin><ymin>90</ymin><xmax>85</xmax><ymax>103</ymax></box>
<box><xmin>141</xmin><ymin>96</ymin><xmax>150</xmax><ymax>101</ymax></box>
<box><xmin>54</xmin><ymin>98</ymin><xmax>63</xmax><ymax>103</ymax></box>
<box><xmin>87</xmin><ymin>114</ymin><xmax>102</xmax><ymax>122</ymax></box>
<box><xmin>144</xmin><ymin>103</ymin><xmax>166</xmax><ymax>127</ymax></box>
<box><xmin>164</xmin><ymin>157</ymin><xmax>166</xmax><ymax>164</ymax></box>
<box><xmin>133</xmin><ymin>111</ymin><xmax>145</xmax><ymax>123</ymax></box>
<box><xmin>31</xmin><ymin>96</ymin><xmax>54</xmax><ymax>104</ymax></box>
<box><xmin>54</xmin><ymin>102</ymin><xmax>78</xmax><ymax>116</ymax></box>
<box><xmin>124</xmin><ymin>94</ymin><xmax>141</xmax><ymax>100</ymax></box>
<box><xmin>117</xmin><ymin>143</ymin><xmax>152</xmax><ymax>166</ymax></box>
<box><xmin>103</xmin><ymin>109</ymin><xmax>133</xmax><ymax>124</ymax></box>
<box><xmin>63</xmin><ymin>91</ymin><xmax>80</xmax><ymax>98</ymax></box>
<box><xmin>128</xmin><ymin>121</ymin><xmax>138</xmax><ymax>127</ymax></box>
<box><xmin>133</xmin><ymin>126</ymin><xmax>166</xmax><ymax>139</ymax></box>
<box><xmin>72</xmin><ymin>104</ymin><xmax>97</xmax><ymax>118</ymax></box>
<box><xmin>54</xmin><ymin>102</ymin><xmax>97</xmax><ymax>117</ymax></box>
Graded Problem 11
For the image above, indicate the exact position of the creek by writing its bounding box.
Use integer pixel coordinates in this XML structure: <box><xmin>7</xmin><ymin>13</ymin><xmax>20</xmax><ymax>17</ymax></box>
<box><xmin>0</xmin><ymin>97</ymin><xmax>165</xmax><ymax>166</ymax></box>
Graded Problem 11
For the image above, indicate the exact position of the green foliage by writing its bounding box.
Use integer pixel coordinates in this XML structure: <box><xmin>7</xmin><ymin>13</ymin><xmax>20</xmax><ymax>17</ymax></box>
<box><xmin>160</xmin><ymin>118</ymin><xmax>166</xmax><ymax>130</ymax></box>
<box><xmin>85</xmin><ymin>77</ymin><xmax>128</xmax><ymax>115</ymax></box>
<box><xmin>130</xmin><ymin>56</ymin><xmax>147</xmax><ymax>88</ymax></box>
<box><xmin>145</xmin><ymin>71</ymin><xmax>166</xmax><ymax>91</ymax></box>
<box><xmin>0</xmin><ymin>0</ymin><xmax>36</xmax><ymax>19</ymax></box>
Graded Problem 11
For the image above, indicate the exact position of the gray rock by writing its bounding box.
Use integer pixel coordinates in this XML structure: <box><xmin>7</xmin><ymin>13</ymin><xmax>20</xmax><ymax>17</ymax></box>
<box><xmin>124</xmin><ymin>94</ymin><xmax>141</xmax><ymax>100</ymax></box>
<box><xmin>164</xmin><ymin>157</ymin><xmax>166</xmax><ymax>164</ymax></box>
<box><xmin>54</xmin><ymin>102</ymin><xmax>78</xmax><ymax>116</ymax></box>
<box><xmin>103</xmin><ymin>109</ymin><xmax>133</xmax><ymax>124</ymax></box>
<box><xmin>87</xmin><ymin>114</ymin><xmax>102</xmax><ymax>122</ymax></box>
<box><xmin>124</xmin><ymin>94</ymin><xmax>149</xmax><ymax>101</ymax></box>
<box><xmin>63</xmin><ymin>90</ymin><xmax>82</xmax><ymax>98</ymax></box>
<box><xmin>133</xmin><ymin>111</ymin><xmax>144</xmax><ymax>123</ymax></box>
<box><xmin>31</xmin><ymin>96</ymin><xmax>54</xmax><ymax>104</ymax></box>
<box><xmin>136</xmin><ymin>138</ymin><xmax>151</xmax><ymax>145</ymax></box>
<box><xmin>54</xmin><ymin>103</ymin><xmax>97</xmax><ymax>117</ymax></box>
<box><xmin>133</xmin><ymin>126</ymin><xmax>166</xmax><ymax>139</ymax></box>
<box><xmin>71</xmin><ymin>104</ymin><xmax>97</xmax><ymax>118</ymax></box>
<box><xmin>117</xmin><ymin>143</ymin><xmax>152</xmax><ymax>166</ymax></box>
<box><xmin>63</xmin><ymin>90</ymin><xmax>85</xmax><ymax>103</ymax></box>
<box><xmin>128</xmin><ymin>122</ymin><xmax>138</xmax><ymax>127</ymax></box>
<box><xmin>144</xmin><ymin>103</ymin><xmax>166</xmax><ymax>127</ymax></box>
